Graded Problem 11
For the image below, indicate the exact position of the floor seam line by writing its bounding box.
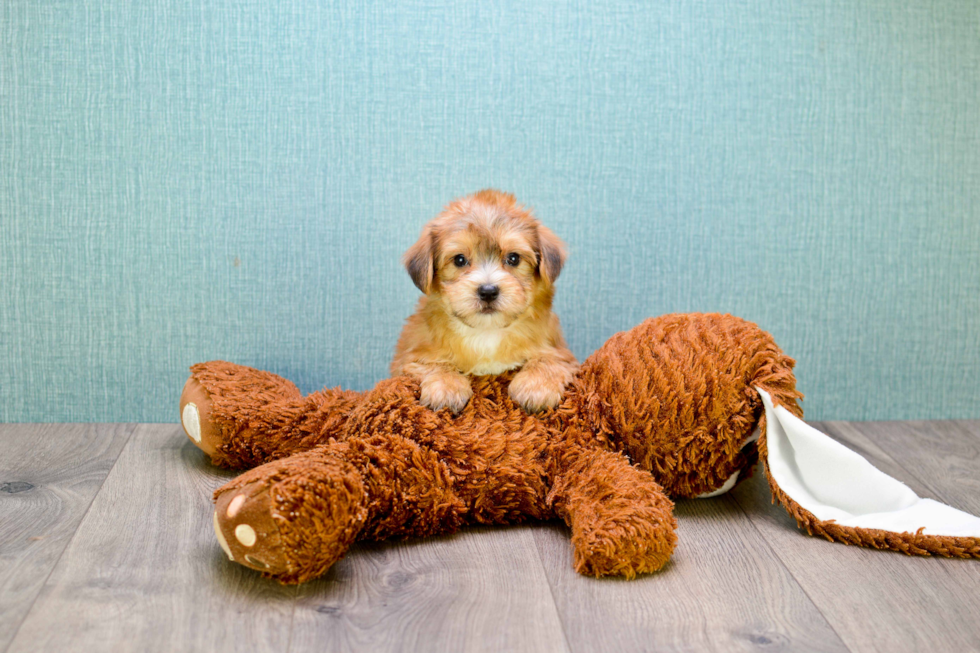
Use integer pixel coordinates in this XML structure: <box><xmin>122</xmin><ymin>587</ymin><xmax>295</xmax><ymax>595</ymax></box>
<box><xmin>284</xmin><ymin>584</ymin><xmax>300</xmax><ymax>653</ymax></box>
<box><xmin>3</xmin><ymin>423</ymin><xmax>140</xmax><ymax>653</ymax></box>
<box><xmin>729</xmin><ymin>471</ymin><xmax>855</xmax><ymax>653</ymax></box>
<box><xmin>532</xmin><ymin>526</ymin><xmax>576</xmax><ymax>653</ymax></box>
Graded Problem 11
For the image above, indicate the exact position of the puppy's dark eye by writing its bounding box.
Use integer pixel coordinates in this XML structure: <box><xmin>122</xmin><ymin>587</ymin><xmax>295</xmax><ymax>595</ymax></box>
<box><xmin>453</xmin><ymin>254</ymin><xmax>468</xmax><ymax>268</ymax></box>
<box><xmin>505</xmin><ymin>253</ymin><xmax>521</xmax><ymax>267</ymax></box>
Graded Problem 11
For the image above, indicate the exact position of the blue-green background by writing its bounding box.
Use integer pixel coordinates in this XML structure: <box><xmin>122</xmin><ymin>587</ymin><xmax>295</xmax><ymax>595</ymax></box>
<box><xmin>2</xmin><ymin>1</ymin><xmax>978</xmax><ymax>422</ymax></box>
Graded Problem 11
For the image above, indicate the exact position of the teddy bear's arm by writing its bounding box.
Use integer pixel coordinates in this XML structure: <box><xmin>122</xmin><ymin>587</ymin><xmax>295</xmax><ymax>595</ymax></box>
<box><xmin>547</xmin><ymin>444</ymin><xmax>677</xmax><ymax>578</ymax></box>
<box><xmin>180</xmin><ymin>362</ymin><xmax>363</xmax><ymax>468</ymax></box>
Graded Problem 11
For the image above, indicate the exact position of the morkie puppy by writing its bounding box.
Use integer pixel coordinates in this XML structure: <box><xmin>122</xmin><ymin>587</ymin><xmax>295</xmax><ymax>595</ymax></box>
<box><xmin>392</xmin><ymin>189</ymin><xmax>578</xmax><ymax>414</ymax></box>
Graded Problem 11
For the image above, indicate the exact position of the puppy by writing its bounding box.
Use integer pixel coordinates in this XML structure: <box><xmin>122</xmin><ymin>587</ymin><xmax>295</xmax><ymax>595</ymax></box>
<box><xmin>392</xmin><ymin>189</ymin><xmax>578</xmax><ymax>414</ymax></box>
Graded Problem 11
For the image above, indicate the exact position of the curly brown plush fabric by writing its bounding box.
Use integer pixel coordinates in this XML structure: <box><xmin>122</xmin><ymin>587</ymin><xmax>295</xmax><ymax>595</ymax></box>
<box><xmin>182</xmin><ymin>313</ymin><xmax>807</xmax><ymax>584</ymax></box>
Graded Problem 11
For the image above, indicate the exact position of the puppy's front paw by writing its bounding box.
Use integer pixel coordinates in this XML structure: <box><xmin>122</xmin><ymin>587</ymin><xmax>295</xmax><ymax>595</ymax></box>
<box><xmin>419</xmin><ymin>372</ymin><xmax>473</xmax><ymax>414</ymax></box>
<box><xmin>508</xmin><ymin>369</ymin><xmax>567</xmax><ymax>413</ymax></box>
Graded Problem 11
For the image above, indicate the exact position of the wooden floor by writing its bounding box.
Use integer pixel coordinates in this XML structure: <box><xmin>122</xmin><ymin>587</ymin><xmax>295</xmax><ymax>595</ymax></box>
<box><xmin>1</xmin><ymin>420</ymin><xmax>978</xmax><ymax>653</ymax></box>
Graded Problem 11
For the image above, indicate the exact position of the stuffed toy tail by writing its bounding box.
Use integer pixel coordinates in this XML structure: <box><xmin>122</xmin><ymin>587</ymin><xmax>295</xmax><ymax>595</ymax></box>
<box><xmin>756</xmin><ymin>388</ymin><xmax>980</xmax><ymax>558</ymax></box>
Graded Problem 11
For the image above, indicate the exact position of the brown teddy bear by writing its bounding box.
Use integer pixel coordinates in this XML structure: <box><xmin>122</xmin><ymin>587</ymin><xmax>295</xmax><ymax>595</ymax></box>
<box><xmin>180</xmin><ymin>313</ymin><xmax>980</xmax><ymax>584</ymax></box>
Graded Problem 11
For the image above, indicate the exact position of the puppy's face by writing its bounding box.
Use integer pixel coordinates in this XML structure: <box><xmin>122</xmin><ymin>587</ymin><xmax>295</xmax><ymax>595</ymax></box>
<box><xmin>435</xmin><ymin>221</ymin><xmax>538</xmax><ymax>329</ymax></box>
<box><xmin>404</xmin><ymin>190</ymin><xmax>566</xmax><ymax>330</ymax></box>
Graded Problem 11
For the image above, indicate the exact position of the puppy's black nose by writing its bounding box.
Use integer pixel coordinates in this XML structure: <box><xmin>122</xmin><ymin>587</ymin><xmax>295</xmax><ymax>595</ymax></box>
<box><xmin>478</xmin><ymin>284</ymin><xmax>500</xmax><ymax>302</ymax></box>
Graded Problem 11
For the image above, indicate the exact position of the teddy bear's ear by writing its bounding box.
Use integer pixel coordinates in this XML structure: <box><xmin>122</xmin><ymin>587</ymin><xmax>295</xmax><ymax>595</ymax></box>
<box><xmin>403</xmin><ymin>227</ymin><xmax>436</xmax><ymax>294</ymax></box>
<box><xmin>536</xmin><ymin>224</ymin><xmax>567</xmax><ymax>285</ymax></box>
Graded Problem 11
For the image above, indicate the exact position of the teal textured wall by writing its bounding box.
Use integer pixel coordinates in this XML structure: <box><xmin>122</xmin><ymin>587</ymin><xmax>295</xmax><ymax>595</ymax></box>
<box><xmin>2</xmin><ymin>1</ymin><xmax>978</xmax><ymax>422</ymax></box>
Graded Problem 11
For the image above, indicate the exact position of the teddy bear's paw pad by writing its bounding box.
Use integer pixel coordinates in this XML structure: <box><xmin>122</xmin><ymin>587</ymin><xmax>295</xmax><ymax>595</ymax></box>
<box><xmin>213</xmin><ymin>484</ymin><xmax>290</xmax><ymax>575</ymax></box>
<box><xmin>182</xmin><ymin>402</ymin><xmax>201</xmax><ymax>443</ymax></box>
<box><xmin>213</xmin><ymin>511</ymin><xmax>234</xmax><ymax>560</ymax></box>
<box><xmin>179</xmin><ymin>376</ymin><xmax>221</xmax><ymax>457</ymax></box>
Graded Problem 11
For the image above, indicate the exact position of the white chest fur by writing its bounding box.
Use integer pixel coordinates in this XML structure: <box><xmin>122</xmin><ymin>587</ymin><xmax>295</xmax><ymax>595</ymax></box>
<box><xmin>451</xmin><ymin>322</ymin><xmax>524</xmax><ymax>375</ymax></box>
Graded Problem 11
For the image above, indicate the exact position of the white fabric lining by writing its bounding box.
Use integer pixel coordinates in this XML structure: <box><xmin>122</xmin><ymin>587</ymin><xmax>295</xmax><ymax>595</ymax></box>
<box><xmin>757</xmin><ymin>388</ymin><xmax>980</xmax><ymax>538</ymax></box>
<box><xmin>697</xmin><ymin>470</ymin><xmax>741</xmax><ymax>498</ymax></box>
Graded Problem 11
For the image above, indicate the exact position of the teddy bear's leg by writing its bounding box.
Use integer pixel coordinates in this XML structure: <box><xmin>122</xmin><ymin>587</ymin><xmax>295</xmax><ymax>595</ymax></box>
<box><xmin>180</xmin><ymin>361</ymin><xmax>362</xmax><ymax>469</ymax></box>
<box><xmin>547</xmin><ymin>445</ymin><xmax>678</xmax><ymax>578</ymax></box>
<box><xmin>568</xmin><ymin>312</ymin><xmax>802</xmax><ymax>499</ymax></box>
<box><xmin>211</xmin><ymin>433</ymin><xmax>466</xmax><ymax>583</ymax></box>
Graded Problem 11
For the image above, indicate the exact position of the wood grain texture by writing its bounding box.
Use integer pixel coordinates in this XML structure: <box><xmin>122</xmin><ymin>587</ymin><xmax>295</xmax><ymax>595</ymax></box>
<box><xmin>837</xmin><ymin>420</ymin><xmax>980</xmax><ymax>512</ymax></box>
<box><xmin>6</xmin><ymin>420</ymin><xmax>980</xmax><ymax>652</ymax></box>
<box><xmin>533</xmin><ymin>494</ymin><xmax>848</xmax><ymax>653</ymax></box>
<box><xmin>730</xmin><ymin>421</ymin><xmax>980</xmax><ymax>653</ymax></box>
<box><xmin>0</xmin><ymin>423</ymin><xmax>134</xmax><ymax>652</ymax></box>
<box><xmin>961</xmin><ymin>420</ymin><xmax>980</xmax><ymax>442</ymax></box>
<box><xmin>289</xmin><ymin>526</ymin><xmax>570</xmax><ymax>653</ymax></box>
<box><xmin>6</xmin><ymin>425</ymin><xmax>297</xmax><ymax>653</ymax></box>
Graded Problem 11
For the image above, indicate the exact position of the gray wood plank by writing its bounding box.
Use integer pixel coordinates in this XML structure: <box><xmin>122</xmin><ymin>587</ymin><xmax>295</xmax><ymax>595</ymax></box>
<box><xmin>290</xmin><ymin>525</ymin><xmax>571</xmax><ymax>653</ymax></box>
<box><xmin>954</xmin><ymin>420</ymin><xmax>980</xmax><ymax>443</ymax></box>
<box><xmin>0</xmin><ymin>423</ymin><xmax>134</xmax><ymax>653</ymax></box>
<box><xmin>834</xmin><ymin>420</ymin><xmax>980</xmax><ymax>513</ymax></box>
<box><xmin>953</xmin><ymin>419</ymin><xmax>980</xmax><ymax>440</ymax></box>
<box><xmin>7</xmin><ymin>425</ymin><xmax>297</xmax><ymax>653</ymax></box>
<box><xmin>533</xmin><ymin>493</ymin><xmax>849</xmax><ymax>653</ymax></box>
<box><xmin>8</xmin><ymin>419</ymin><xmax>977</xmax><ymax>652</ymax></box>
<box><xmin>730</xmin><ymin>420</ymin><xmax>980</xmax><ymax>653</ymax></box>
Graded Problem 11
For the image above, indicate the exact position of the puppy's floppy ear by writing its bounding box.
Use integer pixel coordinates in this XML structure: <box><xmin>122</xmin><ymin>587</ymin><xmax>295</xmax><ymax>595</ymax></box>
<box><xmin>536</xmin><ymin>224</ymin><xmax>567</xmax><ymax>285</ymax></box>
<box><xmin>403</xmin><ymin>227</ymin><xmax>436</xmax><ymax>293</ymax></box>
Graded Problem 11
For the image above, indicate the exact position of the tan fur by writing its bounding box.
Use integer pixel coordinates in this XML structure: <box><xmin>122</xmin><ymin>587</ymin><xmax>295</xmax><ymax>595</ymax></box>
<box><xmin>393</xmin><ymin>189</ymin><xmax>578</xmax><ymax>413</ymax></box>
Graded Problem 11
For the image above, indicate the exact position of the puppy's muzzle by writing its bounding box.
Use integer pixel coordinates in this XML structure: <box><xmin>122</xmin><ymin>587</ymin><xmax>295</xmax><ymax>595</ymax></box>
<box><xmin>477</xmin><ymin>284</ymin><xmax>500</xmax><ymax>303</ymax></box>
